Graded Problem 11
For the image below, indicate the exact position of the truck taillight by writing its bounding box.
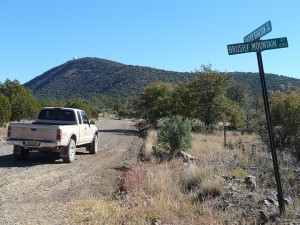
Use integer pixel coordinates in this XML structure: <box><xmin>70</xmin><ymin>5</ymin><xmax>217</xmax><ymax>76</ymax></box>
<box><xmin>7</xmin><ymin>126</ymin><xmax>11</xmax><ymax>138</ymax></box>
<box><xmin>57</xmin><ymin>129</ymin><xmax>62</xmax><ymax>141</ymax></box>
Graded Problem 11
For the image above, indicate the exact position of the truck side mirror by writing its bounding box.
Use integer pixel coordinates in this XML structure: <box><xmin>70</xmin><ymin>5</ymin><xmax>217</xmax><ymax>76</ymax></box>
<box><xmin>89</xmin><ymin>120</ymin><xmax>95</xmax><ymax>125</ymax></box>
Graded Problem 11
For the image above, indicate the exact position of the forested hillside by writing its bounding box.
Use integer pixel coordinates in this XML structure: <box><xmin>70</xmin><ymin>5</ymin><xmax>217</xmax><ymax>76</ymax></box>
<box><xmin>24</xmin><ymin>57</ymin><xmax>300</xmax><ymax>99</ymax></box>
<box><xmin>24</xmin><ymin>57</ymin><xmax>192</xmax><ymax>99</ymax></box>
<box><xmin>228</xmin><ymin>72</ymin><xmax>300</xmax><ymax>95</ymax></box>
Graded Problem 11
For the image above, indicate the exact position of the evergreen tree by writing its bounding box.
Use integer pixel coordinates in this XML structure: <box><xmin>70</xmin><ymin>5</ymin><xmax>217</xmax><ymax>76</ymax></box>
<box><xmin>0</xmin><ymin>93</ymin><xmax>11</xmax><ymax>127</ymax></box>
<box><xmin>157</xmin><ymin>116</ymin><xmax>192</xmax><ymax>156</ymax></box>
<box><xmin>188</xmin><ymin>65</ymin><xmax>231</xmax><ymax>130</ymax></box>
<box><xmin>139</xmin><ymin>82</ymin><xmax>172</xmax><ymax>126</ymax></box>
<box><xmin>0</xmin><ymin>79</ymin><xmax>40</xmax><ymax>121</ymax></box>
<box><xmin>270</xmin><ymin>90</ymin><xmax>300</xmax><ymax>156</ymax></box>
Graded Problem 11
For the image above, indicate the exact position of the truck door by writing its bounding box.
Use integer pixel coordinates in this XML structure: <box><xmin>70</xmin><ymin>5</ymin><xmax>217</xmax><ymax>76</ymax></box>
<box><xmin>80</xmin><ymin>111</ymin><xmax>94</xmax><ymax>143</ymax></box>
<box><xmin>76</xmin><ymin>111</ymin><xmax>86</xmax><ymax>144</ymax></box>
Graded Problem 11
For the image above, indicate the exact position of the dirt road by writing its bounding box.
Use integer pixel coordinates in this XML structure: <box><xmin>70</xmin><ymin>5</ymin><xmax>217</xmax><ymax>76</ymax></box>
<box><xmin>0</xmin><ymin>118</ymin><xmax>143</xmax><ymax>224</ymax></box>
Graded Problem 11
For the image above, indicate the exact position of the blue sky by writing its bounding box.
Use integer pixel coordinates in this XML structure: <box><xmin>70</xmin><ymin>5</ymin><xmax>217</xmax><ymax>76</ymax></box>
<box><xmin>0</xmin><ymin>0</ymin><xmax>299</xmax><ymax>84</ymax></box>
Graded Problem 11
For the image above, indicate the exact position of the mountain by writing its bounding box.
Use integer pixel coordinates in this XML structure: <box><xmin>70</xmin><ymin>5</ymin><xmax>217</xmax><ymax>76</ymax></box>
<box><xmin>24</xmin><ymin>57</ymin><xmax>192</xmax><ymax>99</ymax></box>
<box><xmin>24</xmin><ymin>57</ymin><xmax>300</xmax><ymax>99</ymax></box>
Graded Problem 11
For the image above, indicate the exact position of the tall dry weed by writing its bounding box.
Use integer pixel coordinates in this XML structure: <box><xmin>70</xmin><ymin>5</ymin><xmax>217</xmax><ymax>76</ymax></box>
<box><xmin>141</xmin><ymin>128</ymin><xmax>157</xmax><ymax>161</ymax></box>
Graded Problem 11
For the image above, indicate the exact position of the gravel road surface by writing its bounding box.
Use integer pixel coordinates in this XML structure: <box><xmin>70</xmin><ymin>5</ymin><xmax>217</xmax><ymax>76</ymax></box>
<box><xmin>0</xmin><ymin>118</ymin><xmax>143</xmax><ymax>224</ymax></box>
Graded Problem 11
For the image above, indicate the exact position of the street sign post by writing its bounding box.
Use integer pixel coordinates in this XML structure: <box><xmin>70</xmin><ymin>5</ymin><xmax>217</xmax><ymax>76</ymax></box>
<box><xmin>244</xmin><ymin>20</ymin><xmax>272</xmax><ymax>42</ymax></box>
<box><xmin>227</xmin><ymin>37</ymin><xmax>288</xmax><ymax>55</ymax></box>
<box><xmin>227</xmin><ymin>21</ymin><xmax>287</xmax><ymax>216</ymax></box>
<box><xmin>256</xmin><ymin>51</ymin><xmax>286</xmax><ymax>216</ymax></box>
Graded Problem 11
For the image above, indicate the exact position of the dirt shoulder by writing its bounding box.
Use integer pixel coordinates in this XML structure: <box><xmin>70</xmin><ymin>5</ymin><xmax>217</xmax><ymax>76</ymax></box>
<box><xmin>0</xmin><ymin>118</ymin><xmax>143</xmax><ymax>224</ymax></box>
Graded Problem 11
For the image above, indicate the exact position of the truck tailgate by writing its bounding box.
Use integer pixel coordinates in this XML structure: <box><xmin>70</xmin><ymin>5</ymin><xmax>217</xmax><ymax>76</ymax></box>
<box><xmin>9</xmin><ymin>123</ymin><xmax>58</xmax><ymax>141</ymax></box>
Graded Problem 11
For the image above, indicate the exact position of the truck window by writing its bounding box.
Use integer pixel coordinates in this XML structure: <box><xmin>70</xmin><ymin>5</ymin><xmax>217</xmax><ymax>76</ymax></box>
<box><xmin>38</xmin><ymin>109</ymin><xmax>76</xmax><ymax>122</ymax></box>
<box><xmin>77</xmin><ymin>111</ymin><xmax>82</xmax><ymax>124</ymax></box>
<box><xmin>81</xmin><ymin>111</ymin><xmax>89</xmax><ymax>124</ymax></box>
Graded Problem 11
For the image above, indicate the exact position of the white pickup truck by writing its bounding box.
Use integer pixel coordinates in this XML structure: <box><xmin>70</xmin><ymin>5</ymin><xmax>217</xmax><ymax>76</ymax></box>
<box><xmin>6</xmin><ymin>107</ymin><xmax>99</xmax><ymax>163</ymax></box>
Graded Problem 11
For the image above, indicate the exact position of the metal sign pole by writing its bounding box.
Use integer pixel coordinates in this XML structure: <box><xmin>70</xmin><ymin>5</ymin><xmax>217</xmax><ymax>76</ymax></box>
<box><xmin>256</xmin><ymin>51</ymin><xmax>286</xmax><ymax>216</ymax></box>
<box><xmin>224</xmin><ymin>125</ymin><xmax>226</xmax><ymax>148</ymax></box>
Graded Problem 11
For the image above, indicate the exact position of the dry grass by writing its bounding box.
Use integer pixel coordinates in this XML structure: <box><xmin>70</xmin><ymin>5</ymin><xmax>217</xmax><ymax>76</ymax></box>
<box><xmin>66</xmin><ymin>162</ymin><xmax>201</xmax><ymax>224</ymax></box>
<box><xmin>189</xmin><ymin>131</ymin><xmax>261</xmax><ymax>161</ymax></box>
<box><xmin>68</xmin><ymin>130</ymin><xmax>283</xmax><ymax>224</ymax></box>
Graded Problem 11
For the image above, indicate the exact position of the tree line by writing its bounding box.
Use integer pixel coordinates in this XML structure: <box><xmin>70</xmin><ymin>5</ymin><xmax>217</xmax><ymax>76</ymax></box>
<box><xmin>137</xmin><ymin>66</ymin><xmax>300</xmax><ymax>159</ymax></box>
<box><xmin>138</xmin><ymin>65</ymin><xmax>256</xmax><ymax>131</ymax></box>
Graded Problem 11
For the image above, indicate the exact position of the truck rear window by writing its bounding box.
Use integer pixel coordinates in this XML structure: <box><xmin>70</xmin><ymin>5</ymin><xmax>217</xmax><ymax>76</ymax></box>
<box><xmin>38</xmin><ymin>109</ymin><xmax>76</xmax><ymax>122</ymax></box>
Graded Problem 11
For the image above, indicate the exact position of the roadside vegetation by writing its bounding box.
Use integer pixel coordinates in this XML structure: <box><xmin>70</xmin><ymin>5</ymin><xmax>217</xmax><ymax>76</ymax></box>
<box><xmin>62</xmin><ymin>129</ymin><xmax>299</xmax><ymax>224</ymax></box>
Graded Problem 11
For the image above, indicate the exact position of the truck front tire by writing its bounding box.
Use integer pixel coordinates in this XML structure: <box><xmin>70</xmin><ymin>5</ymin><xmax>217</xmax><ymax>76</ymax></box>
<box><xmin>13</xmin><ymin>145</ymin><xmax>29</xmax><ymax>160</ymax></box>
<box><xmin>61</xmin><ymin>139</ymin><xmax>76</xmax><ymax>163</ymax></box>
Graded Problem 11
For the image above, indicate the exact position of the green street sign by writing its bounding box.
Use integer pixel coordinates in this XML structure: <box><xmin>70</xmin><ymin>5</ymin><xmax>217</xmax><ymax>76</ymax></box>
<box><xmin>227</xmin><ymin>37</ymin><xmax>288</xmax><ymax>55</ymax></box>
<box><xmin>244</xmin><ymin>20</ymin><xmax>272</xmax><ymax>43</ymax></box>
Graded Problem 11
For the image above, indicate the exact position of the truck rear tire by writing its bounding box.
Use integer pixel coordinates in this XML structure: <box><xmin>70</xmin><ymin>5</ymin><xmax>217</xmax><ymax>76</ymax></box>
<box><xmin>61</xmin><ymin>139</ymin><xmax>76</xmax><ymax>163</ymax></box>
<box><xmin>87</xmin><ymin>135</ymin><xmax>98</xmax><ymax>154</ymax></box>
<box><xmin>13</xmin><ymin>145</ymin><xmax>29</xmax><ymax>160</ymax></box>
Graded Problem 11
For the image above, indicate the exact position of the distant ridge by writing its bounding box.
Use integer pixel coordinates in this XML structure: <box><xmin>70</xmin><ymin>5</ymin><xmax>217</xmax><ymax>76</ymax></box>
<box><xmin>24</xmin><ymin>57</ymin><xmax>300</xmax><ymax>99</ymax></box>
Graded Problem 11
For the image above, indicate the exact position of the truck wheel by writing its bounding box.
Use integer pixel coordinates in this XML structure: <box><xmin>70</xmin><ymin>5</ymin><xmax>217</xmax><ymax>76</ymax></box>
<box><xmin>87</xmin><ymin>135</ymin><xmax>98</xmax><ymax>154</ymax></box>
<box><xmin>61</xmin><ymin>139</ymin><xmax>76</xmax><ymax>163</ymax></box>
<box><xmin>13</xmin><ymin>145</ymin><xmax>29</xmax><ymax>160</ymax></box>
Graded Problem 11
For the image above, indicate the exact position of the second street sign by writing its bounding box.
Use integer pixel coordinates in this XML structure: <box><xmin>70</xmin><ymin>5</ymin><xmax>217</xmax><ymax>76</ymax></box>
<box><xmin>244</xmin><ymin>20</ymin><xmax>272</xmax><ymax>42</ymax></box>
<box><xmin>227</xmin><ymin>37</ymin><xmax>288</xmax><ymax>55</ymax></box>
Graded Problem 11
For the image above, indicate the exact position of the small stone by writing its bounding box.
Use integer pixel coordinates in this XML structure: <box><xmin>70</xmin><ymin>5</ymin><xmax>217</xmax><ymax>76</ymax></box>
<box><xmin>264</xmin><ymin>199</ymin><xmax>272</xmax><ymax>206</ymax></box>
<box><xmin>245</xmin><ymin>175</ymin><xmax>256</xmax><ymax>191</ymax></box>
<box><xmin>284</xmin><ymin>196</ymin><xmax>293</xmax><ymax>205</ymax></box>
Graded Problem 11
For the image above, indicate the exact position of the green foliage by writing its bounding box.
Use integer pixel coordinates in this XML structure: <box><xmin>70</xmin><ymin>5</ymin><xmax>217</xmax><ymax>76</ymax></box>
<box><xmin>138</xmin><ymin>66</ymin><xmax>249</xmax><ymax>132</ymax></box>
<box><xmin>191</xmin><ymin>119</ymin><xmax>206</xmax><ymax>133</ymax></box>
<box><xmin>0</xmin><ymin>93</ymin><xmax>11</xmax><ymax>127</ymax></box>
<box><xmin>115</xmin><ymin>98</ymin><xmax>139</xmax><ymax>119</ymax></box>
<box><xmin>0</xmin><ymin>79</ymin><xmax>40</xmax><ymax>121</ymax></box>
<box><xmin>188</xmin><ymin>65</ymin><xmax>232</xmax><ymax>130</ymax></box>
<box><xmin>39</xmin><ymin>98</ymin><xmax>67</xmax><ymax>108</ymax></box>
<box><xmin>38</xmin><ymin>94</ymin><xmax>138</xmax><ymax>119</ymax></box>
<box><xmin>170</xmin><ymin>82</ymin><xmax>193</xmax><ymax>118</ymax></box>
<box><xmin>227</xmin><ymin>72</ymin><xmax>300</xmax><ymax>97</ymax></box>
<box><xmin>225</xmin><ymin>101</ymin><xmax>246</xmax><ymax>131</ymax></box>
<box><xmin>227</xmin><ymin>81</ymin><xmax>264</xmax><ymax>133</ymax></box>
<box><xmin>157</xmin><ymin>116</ymin><xmax>192</xmax><ymax>156</ymax></box>
<box><xmin>65</xmin><ymin>99</ymin><xmax>98</xmax><ymax>119</ymax></box>
<box><xmin>40</xmin><ymin>97</ymin><xmax>102</xmax><ymax>119</ymax></box>
<box><xmin>139</xmin><ymin>82</ymin><xmax>172</xmax><ymax>126</ymax></box>
<box><xmin>270</xmin><ymin>90</ymin><xmax>300</xmax><ymax>157</ymax></box>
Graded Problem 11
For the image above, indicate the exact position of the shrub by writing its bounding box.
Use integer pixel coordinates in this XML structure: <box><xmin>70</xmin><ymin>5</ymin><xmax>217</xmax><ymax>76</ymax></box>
<box><xmin>157</xmin><ymin>116</ymin><xmax>192</xmax><ymax>156</ymax></box>
<box><xmin>191</xmin><ymin>119</ymin><xmax>206</xmax><ymax>133</ymax></box>
<box><xmin>117</xmin><ymin>168</ymin><xmax>147</xmax><ymax>192</ymax></box>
